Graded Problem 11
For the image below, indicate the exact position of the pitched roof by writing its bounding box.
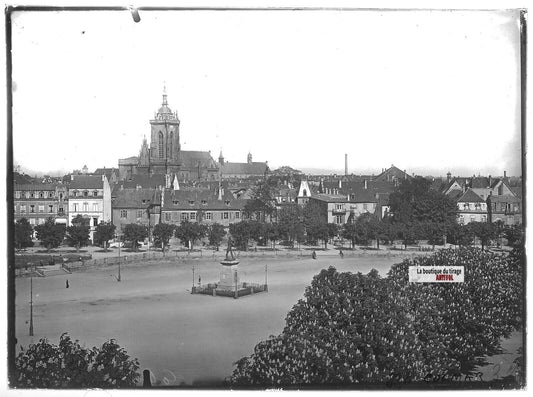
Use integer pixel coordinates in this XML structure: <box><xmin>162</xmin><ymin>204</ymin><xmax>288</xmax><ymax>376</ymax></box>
<box><xmin>220</xmin><ymin>161</ymin><xmax>269</xmax><ymax>175</ymax></box>
<box><xmin>469</xmin><ymin>177</ymin><xmax>490</xmax><ymax>189</ymax></box>
<box><xmin>94</xmin><ymin>168</ymin><xmax>118</xmax><ymax>180</ymax></box>
<box><xmin>161</xmin><ymin>189</ymin><xmax>247</xmax><ymax>211</ymax></box>
<box><xmin>179</xmin><ymin>151</ymin><xmax>219</xmax><ymax>169</ymax></box>
<box><xmin>487</xmin><ymin>194</ymin><xmax>521</xmax><ymax>204</ymax></box>
<box><xmin>69</xmin><ymin>175</ymin><xmax>105</xmax><ymax>189</ymax></box>
<box><xmin>373</xmin><ymin>166</ymin><xmax>412</xmax><ymax>182</ymax></box>
<box><xmin>113</xmin><ymin>188</ymin><xmax>161</xmax><ymax>209</ymax></box>
<box><xmin>510</xmin><ymin>186</ymin><xmax>522</xmax><ymax>199</ymax></box>
<box><xmin>116</xmin><ymin>174</ymin><xmax>166</xmax><ymax>190</ymax></box>
<box><xmin>311</xmin><ymin>194</ymin><xmax>348</xmax><ymax>203</ymax></box>
<box><xmin>14</xmin><ymin>183</ymin><xmax>60</xmax><ymax>191</ymax></box>
<box><xmin>457</xmin><ymin>189</ymin><xmax>484</xmax><ymax>203</ymax></box>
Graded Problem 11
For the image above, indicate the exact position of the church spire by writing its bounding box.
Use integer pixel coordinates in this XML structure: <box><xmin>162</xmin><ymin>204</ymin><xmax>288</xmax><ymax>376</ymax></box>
<box><xmin>162</xmin><ymin>84</ymin><xmax>168</xmax><ymax>106</ymax></box>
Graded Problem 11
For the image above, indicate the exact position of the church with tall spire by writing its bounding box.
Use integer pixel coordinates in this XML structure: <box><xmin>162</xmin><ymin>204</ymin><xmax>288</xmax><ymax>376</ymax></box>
<box><xmin>118</xmin><ymin>88</ymin><xmax>219</xmax><ymax>181</ymax></box>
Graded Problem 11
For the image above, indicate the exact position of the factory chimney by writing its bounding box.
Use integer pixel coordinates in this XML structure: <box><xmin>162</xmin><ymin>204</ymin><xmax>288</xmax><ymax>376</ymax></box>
<box><xmin>345</xmin><ymin>154</ymin><xmax>348</xmax><ymax>176</ymax></box>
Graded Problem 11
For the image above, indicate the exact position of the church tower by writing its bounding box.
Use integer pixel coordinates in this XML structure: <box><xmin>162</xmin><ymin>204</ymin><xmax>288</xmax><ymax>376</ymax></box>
<box><xmin>150</xmin><ymin>87</ymin><xmax>181</xmax><ymax>163</ymax></box>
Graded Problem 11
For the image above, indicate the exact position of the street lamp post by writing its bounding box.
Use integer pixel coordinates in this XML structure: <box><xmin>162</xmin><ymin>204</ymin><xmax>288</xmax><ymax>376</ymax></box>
<box><xmin>117</xmin><ymin>234</ymin><xmax>122</xmax><ymax>282</ymax></box>
<box><xmin>264</xmin><ymin>264</ymin><xmax>268</xmax><ymax>292</ymax></box>
<box><xmin>29</xmin><ymin>263</ymin><xmax>34</xmax><ymax>336</ymax></box>
<box><xmin>191</xmin><ymin>265</ymin><xmax>195</xmax><ymax>294</ymax></box>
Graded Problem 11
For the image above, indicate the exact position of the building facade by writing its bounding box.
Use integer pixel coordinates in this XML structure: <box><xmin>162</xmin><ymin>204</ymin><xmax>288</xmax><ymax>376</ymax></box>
<box><xmin>14</xmin><ymin>183</ymin><xmax>68</xmax><ymax>227</ymax></box>
<box><xmin>67</xmin><ymin>175</ymin><xmax>112</xmax><ymax>242</ymax></box>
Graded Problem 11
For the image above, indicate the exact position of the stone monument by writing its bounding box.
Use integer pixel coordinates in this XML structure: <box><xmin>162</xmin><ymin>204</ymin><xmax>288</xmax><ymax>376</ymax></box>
<box><xmin>218</xmin><ymin>237</ymin><xmax>241</xmax><ymax>290</ymax></box>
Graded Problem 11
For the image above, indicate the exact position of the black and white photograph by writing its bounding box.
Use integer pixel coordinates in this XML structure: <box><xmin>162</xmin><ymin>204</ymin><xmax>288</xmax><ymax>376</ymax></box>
<box><xmin>2</xmin><ymin>3</ymin><xmax>527</xmax><ymax>392</ymax></box>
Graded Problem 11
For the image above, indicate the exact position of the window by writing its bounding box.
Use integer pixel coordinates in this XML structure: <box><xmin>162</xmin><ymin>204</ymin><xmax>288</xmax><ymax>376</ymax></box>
<box><xmin>93</xmin><ymin>203</ymin><xmax>99</xmax><ymax>212</ymax></box>
<box><xmin>165</xmin><ymin>212</ymin><xmax>171</xmax><ymax>221</ymax></box>
<box><xmin>20</xmin><ymin>205</ymin><xmax>26</xmax><ymax>214</ymax></box>
<box><xmin>335</xmin><ymin>204</ymin><xmax>343</xmax><ymax>210</ymax></box>
<box><xmin>21</xmin><ymin>192</ymin><xmax>26</xmax><ymax>199</ymax></box>
<box><xmin>38</xmin><ymin>205</ymin><xmax>44</xmax><ymax>213</ymax></box>
<box><xmin>223</xmin><ymin>212</ymin><xmax>229</xmax><ymax>220</ymax></box>
<box><xmin>48</xmin><ymin>205</ymin><xmax>54</xmax><ymax>213</ymax></box>
<box><xmin>83</xmin><ymin>191</ymin><xmax>88</xmax><ymax>197</ymax></box>
<box><xmin>335</xmin><ymin>215</ymin><xmax>343</xmax><ymax>224</ymax></box>
<box><xmin>30</xmin><ymin>192</ymin><xmax>34</xmax><ymax>198</ymax></box>
<box><xmin>58</xmin><ymin>206</ymin><xmax>64</xmax><ymax>214</ymax></box>
<box><xmin>235</xmin><ymin>212</ymin><xmax>240</xmax><ymax>219</ymax></box>
<box><xmin>481</xmin><ymin>215</ymin><xmax>487</xmax><ymax>222</ymax></box>
<box><xmin>363</xmin><ymin>203</ymin><xmax>368</xmax><ymax>210</ymax></box>
<box><xmin>470</xmin><ymin>216</ymin><xmax>475</xmax><ymax>223</ymax></box>
<box><xmin>83</xmin><ymin>202</ymin><xmax>88</xmax><ymax>212</ymax></box>
<box><xmin>49</xmin><ymin>192</ymin><xmax>54</xmax><ymax>198</ymax></box>
<box><xmin>190</xmin><ymin>212</ymin><xmax>196</xmax><ymax>220</ymax></box>
<box><xmin>159</xmin><ymin>131</ymin><xmax>164</xmax><ymax>158</ymax></box>
<box><xmin>173</xmin><ymin>200</ymin><xmax>179</xmax><ymax>205</ymax></box>
<box><xmin>73</xmin><ymin>191</ymin><xmax>78</xmax><ymax>197</ymax></box>
<box><xmin>93</xmin><ymin>191</ymin><xmax>98</xmax><ymax>197</ymax></box>
<box><xmin>225</xmin><ymin>200</ymin><xmax>230</xmax><ymax>206</ymax></box>
<box><xmin>39</xmin><ymin>192</ymin><xmax>44</xmax><ymax>198</ymax></box>
<box><xmin>188</xmin><ymin>200</ymin><xmax>194</xmax><ymax>205</ymax></box>
<box><xmin>15</xmin><ymin>191</ymin><xmax>20</xmax><ymax>199</ymax></box>
<box><xmin>59</xmin><ymin>193</ymin><xmax>63</xmax><ymax>200</ymax></box>
<box><xmin>29</xmin><ymin>218</ymin><xmax>35</xmax><ymax>225</ymax></box>
<box><xmin>137</xmin><ymin>210</ymin><xmax>144</xmax><ymax>218</ymax></box>
<box><xmin>120</xmin><ymin>210</ymin><xmax>128</xmax><ymax>218</ymax></box>
<box><xmin>206</xmin><ymin>212</ymin><xmax>212</xmax><ymax>220</ymax></box>
<box><xmin>181</xmin><ymin>212</ymin><xmax>189</xmax><ymax>221</ymax></box>
<box><xmin>73</xmin><ymin>203</ymin><xmax>78</xmax><ymax>212</ymax></box>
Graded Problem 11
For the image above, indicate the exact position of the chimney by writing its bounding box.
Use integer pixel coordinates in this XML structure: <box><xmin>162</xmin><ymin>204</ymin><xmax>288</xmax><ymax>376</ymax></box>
<box><xmin>447</xmin><ymin>172</ymin><xmax>451</xmax><ymax>183</ymax></box>
<box><xmin>488</xmin><ymin>175</ymin><xmax>492</xmax><ymax>187</ymax></box>
<box><xmin>364</xmin><ymin>179</ymin><xmax>368</xmax><ymax>190</ymax></box>
<box><xmin>504</xmin><ymin>170</ymin><xmax>507</xmax><ymax>180</ymax></box>
<box><xmin>339</xmin><ymin>179</ymin><xmax>342</xmax><ymax>189</ymax></box>
<box><xmin>404</xmin><ymin>170</ymin><xmax>407</xmax><ymax>179</ymax></box>
<box><xmin>345</xmin><ymin>153</ymin><xmax>348</xmax><ymax>176</ymax></box>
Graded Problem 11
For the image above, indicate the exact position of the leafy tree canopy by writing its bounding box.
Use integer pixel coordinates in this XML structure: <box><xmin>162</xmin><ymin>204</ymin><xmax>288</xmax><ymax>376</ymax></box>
<box><xmin>14</xmin><ymin>218</ymin><xmax>34</xmax><ymax>249</ymax></box>
<box><xmin>34</xmin><ymin>217</ymin><xmax>66</xmax><ymax>252</ymax></box>
<box><xmin>14</xmin><ymin>333</ymin><xmax>140</xmax><ymax>388</ymax></box>
<box><xmin>122</xmin><ymin>223</ymin><xmax>148</xmax><ymax>251</ymax></box>
<box><xmin>152</xmin><ymin>223</ymin><xmax>175</xmax><ymax>251</ymax></box>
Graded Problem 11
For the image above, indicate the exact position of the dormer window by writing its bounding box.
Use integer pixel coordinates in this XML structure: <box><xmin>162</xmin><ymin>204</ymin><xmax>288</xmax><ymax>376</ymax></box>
<box><xmin>173</xmin><ymin>200</ymin><xmax>179</xmax><ymax>205</ymax></box>
<box><xmin>93</xmin><ymin>191</ymin><xmax>98</xmax><ymax>197</ymax></box>
<box><xmin>201</xmin><ymin>200</ymin><xmax>207</xmax><ymax>205</ymax></box>
<box><xmin>83</xmin><ymin>190</ymin><xmax>89</xmax><ymax>197</ymax></box>
<box><xmin>39</xmin><ymin>192</ymin><xmax>44</xmax><ymax>198</ymax></box>
<box><xmin>225</xmin><ymin>200</ymin><xmax>230</xmax><ymax>206</ymax></box>
<box><xmin>188</xmin><ymin>200</ymin><xmax>195</xmax><ymax>205</ymax></box>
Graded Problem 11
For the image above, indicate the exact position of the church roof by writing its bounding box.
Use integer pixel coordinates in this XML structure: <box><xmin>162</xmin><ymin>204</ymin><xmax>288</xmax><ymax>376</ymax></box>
<box><xmin>14</xmin><ymin>183</ymin><xmax>60</xmax><ymax>191</ymax></box>
<box><xmin>180</xmin><ymin>151</ymin><xmax>219</xmax><ymax>169</ymax></box>
<box><xmin>220</xmin><ymin>161</ymin><xmax>269</xmax><ymax>175</ymax></box>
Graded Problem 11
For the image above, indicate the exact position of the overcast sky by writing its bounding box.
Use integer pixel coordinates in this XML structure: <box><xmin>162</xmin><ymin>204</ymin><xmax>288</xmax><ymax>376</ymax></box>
<box><xmin>10</xmin><ymin>9</ymin><xmax>522</xmax><ymax>177</ymax></box>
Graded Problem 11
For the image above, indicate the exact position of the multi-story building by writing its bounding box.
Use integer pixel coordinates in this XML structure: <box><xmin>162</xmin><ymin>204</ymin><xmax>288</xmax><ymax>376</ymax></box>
<box><xmin>160</xmin><ymin>187</ymin><xmax>246</xmax><ymax>227</ymax></box>
<box><xmin>487</xmin><ymin>194</ymin><xmax>522</xmax><ymax>225</ymax></box>
<box><xmin>67</xmin><ymin>174</ymin><xmax>112</xmax><ymax>242</ymax></box>
<box><xmin>218</xmin><ymin>151</ymin><xmax>269</xmax><ymax>179</ymax></box>
<box><xmin>112</xmin><ymin>187</ymin><xmax>162</xmax><ymax>234</ymax></box>
<box><xmin>14</xmin><ymin>183</ymin><xmax>68</xmax><ymax>227</ymax></box>
<box><xmin>455</xmin><ymin>189</ymin><xmax>487</xmax><ymax>225</ymax></box>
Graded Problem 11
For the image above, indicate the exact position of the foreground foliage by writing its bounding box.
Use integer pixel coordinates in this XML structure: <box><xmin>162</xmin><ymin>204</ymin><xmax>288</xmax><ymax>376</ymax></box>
<box><xmin>13</xmin><ymin>333</ymin><xmax>140</xmax><ymax>388</ymax></box>
<box><xmin>230</xmin><ymin>247</ymin><xmax>523</xmax><ymax>386</ymax></box>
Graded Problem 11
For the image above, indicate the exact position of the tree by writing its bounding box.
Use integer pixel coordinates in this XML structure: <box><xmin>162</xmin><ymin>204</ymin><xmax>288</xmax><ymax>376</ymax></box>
<box><xmin>447</xmin><ymin>223</ymin><xmax>474</xmax><ymax>247</ymax></box>
<box><xmin>303</xmin><ymin>200</ymin><xmax>328</xmax><ymax>247</ymax></box>
<box><xmin>230</xmin><ymin>248</ymin><xmax>523</xmax><ymax>386</ymax></box>
<box><xmin>94</xmin><ymin>221</ymin><xmax>116</xmax><ymax>252</ymax></box>
<box><xmin>152</xmin><ymin>223</ymin><xmax>175</xmax><ymax>252</ymax></box>
<box><xmin>389</xmin><ymin>177</ymin><xmax>457</xmax><ymax>227</ymax></box>
<box><xmin>229</xmin><ymin>221</ymin><xmax>253</xmax><ymax>251</ymax></box>
<box><xmin>278</xmin><ymin>204</ymin><xmax>304</xmax><ymax>248</ymax></box>
<box><xmin>174</xmin><ymin>220</ymin><xmax>207</xmax><ymax>250</ymax></box>
<box><xmin>14</xmin><ymin>218</ymin><xmax>34</xmax><ymax>249</ymax></box>
<box><xmin>420</xmin><ymin>222</ymin><xmax>445</xmax><ymax>250</ymax></box>
<box><xmin>504</xmin><ymin>224</ymin><xmax>523</xmax><ymax>248</ymax></box>
<box><xmin>341</xmin><ymin>223</ymin><xmax>358</xmax><ymax>249</ymax></box>
<box><xmin>208</xmin><ymin>223</ymin><xmax>226</xmax><ymax>250</ymax></box>
<box><xmin>243</xmin><ymin>179</ymin><xmax>277</xmax><ymax>222</ymax></box>
<box><xmin>34</xmin><ymin>217</ymin><xmax>66</xmax><ymax>252</ymax></box>
<box><xmin>468</xmin><ymin>221</ymin><xmax>496</xmax><ymax>251</ymax></box>
<box><xmin>265</xmin><ymin>222</ymin><xmax>282</xmax><ymax>250</ymax></box>
<box><xmin>66</xmin><ymin>215</ymin><xmax>91</xmax><ymax>252</ymax></box>
<box><xmin>123</xmin><ymin>223</ymin><xmax>148</xmax><ymax>251</ymax></box>
<box><xmin>326</xmin><ymin>223</ymin><xmax>338</xmax><ymax>246</ymax></box>
<box><xmin>13</xmin><ymin>333</ymin><xmax>140</xmax><ymax>388</ymax></box>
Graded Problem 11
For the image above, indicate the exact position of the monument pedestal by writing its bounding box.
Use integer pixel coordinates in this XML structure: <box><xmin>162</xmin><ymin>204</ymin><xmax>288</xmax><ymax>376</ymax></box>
<box><xmin>218</xmin><ymin>260</ymin><xmax>240</xmax><ymax>290</ymax></box>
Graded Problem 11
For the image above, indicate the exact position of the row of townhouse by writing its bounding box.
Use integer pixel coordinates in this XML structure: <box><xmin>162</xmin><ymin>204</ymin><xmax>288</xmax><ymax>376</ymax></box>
<box><xmin>14</xmin><ymin>174</ymin><xmax>112</xmax><ymax>242</ymax></box>
<box><xmin>440</xmin><ymin>174</ymin><xmax>522</xmax><ymax>225</ymax></box>
<box><xmin>111</xmin><ymin>184</ymin><xmax>248</xmax><ymax>234</ymax></box>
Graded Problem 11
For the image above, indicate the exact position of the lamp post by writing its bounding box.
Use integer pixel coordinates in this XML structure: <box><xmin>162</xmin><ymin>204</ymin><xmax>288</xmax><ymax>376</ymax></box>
<box><xmin>264</xmin><ymin>264</ymin><xmax>268</xmax><ymax>292</ymax></box>
<box><xmin>191</xmin><ymin>265</ymin><xmax>195</xmax><ymax>294</ymax></box>
<box><xmin>117</xmin><ymin>233</ymin><xmax>122</xmax><ymax>282</ymax></box>
<box><xmin>29</xmin><ymin>263</ymin><xmax>34</xmax><ymax>336</ymax></box>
